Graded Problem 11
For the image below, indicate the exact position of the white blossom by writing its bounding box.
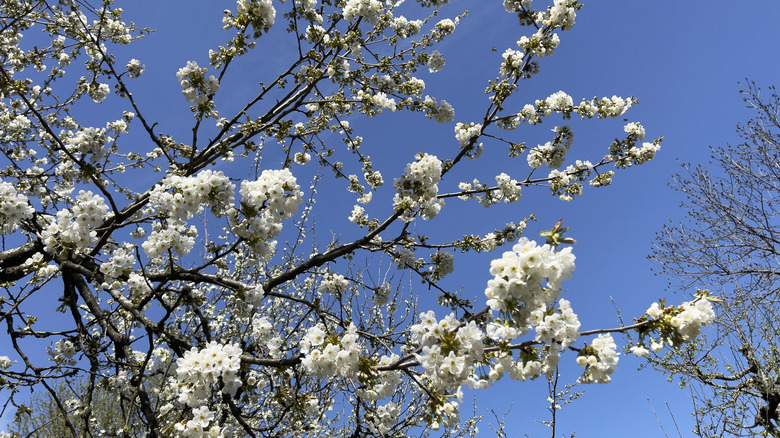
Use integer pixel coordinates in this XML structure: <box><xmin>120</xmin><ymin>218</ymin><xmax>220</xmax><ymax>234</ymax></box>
<box><xmin>0</xmin><ymin>181</ymin><xmax>34</xmax><ymax>235</ymax></box>
<box><xmin>670</xmin><ymin>299</ymin><xmax>715</xmax><ymax>342</ymax></box>
<box><xmin>393</xmin><ymin>153</ymin><xmax>444</xmax><ymax>221</ymax></box>
<box><xmin>125</xmin><ymin>58</ymin><xmax>144</xmax><ymax>78</ymax></box>
<box><xmin>319</xmin><ymin>273</ymin><xmax>350</xmax><ymax>294</ymax></box>
<box><xmin>175</xmin><ymin>342</ymin><xmax>243</xmax><ymax>407</ymax></box>
<box><xmin>427</xmin><ymin>50</ymin><xmax>446</xmax><ymax>73</ymax></box>
<box><xmin>577</xmin><ymin>334</ymin><xmax>619</xmax><ymax>384</ymax></box>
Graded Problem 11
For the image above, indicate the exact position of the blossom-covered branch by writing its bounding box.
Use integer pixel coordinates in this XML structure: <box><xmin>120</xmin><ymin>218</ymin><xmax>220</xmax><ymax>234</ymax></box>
<box><xmin>0</xmin><ymin>1</ymin><xmax>709</xmax><ymax>436</ymax></box>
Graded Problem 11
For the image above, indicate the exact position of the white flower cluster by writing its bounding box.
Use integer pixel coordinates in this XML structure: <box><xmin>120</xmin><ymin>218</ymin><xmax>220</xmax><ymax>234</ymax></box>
<box><xmin>243</xmin><ymin>284</ymin><xmax>265</xmax><ymax>307</ymax></box>
<box><xmin>504</xmin><ymin>92</ymin><xmax>635</xmax><ymax>131</ymax></box>
<box><xmin>577</xmin><ymin>333</ymin><xmax>619</xmax><ymax>384</ymax></box>
<box><xmin>301</xmin><ymin>323</ymin><xmax>362</xmax><ymax>378</ymax></box>
<box><xmin>547</xmin><ymin>166</ymin><xmax>584</xmax><ymax>202</ymax></box>
<box><xmin>390</xmin><ymin>16</ymin><xmax>423</xmax><ymax>39</ymax></box>
<box><xmin>393</xmin><ymin>246</ymin><xmax>417</xmax><ymax>269</ymax></box>
<box><xmin>51</xmin><ymin>339</ymin><xmax>77</xmax><ymax>365</ymax></box>
<box><xmin>545</xmin><ymin>0</ymin><xmax>578</xmax><ymax>31</ymax></box>
<box><xmin>603</xmin><ymin>122</ymin><xmax>662</xmax><ymax>168</ymax></box>
<box><xmin>252</xmin><ymin>316</ymin><xmax>283</xmax><ymax>358</ymax></box>
<box><xmin>503</xmin><ymin>0</ymin><xmax>531</xmax><ymax>11</ymax></box>
<box><xmin>530</xmin><ymin>298</ymin><xmax>580</xmax><ymax>349</ymax></box>
<box><xmin>174</xmin><ymin>405</ymin><xmax>230</xmax><ymax>438</ymax></box>
<box><xmin>99</xmin><ymin>244</ymin><xmax>136</xmax><ymax>281</ymax></box>
<box><xmin>91</xmin><ymin>16</ymin><xmax>133</xmax><ymax>44</ymax></box>
<box><xmin>371</xmin><ymin>92</ymin><xmax>397</xmax><ymax>112</ymax></box>
<box><xmin>626</xmin><ymin>141</ymin><xmax>661</xmax><ymax>166</ymax></box>
<box><xmin>429</xmin><ymin>250</ymin><xmax>454</xmax><ymax>280</ymax></box>
<box><xmin>222</xmin><ymin>0</ymin><xmax>276</xmax><ymax>39</ymax></box>
<box><xmin>494</xmin><ymin>173</ymin><xmax>522</xmax><ymax>203</ymax></box>
<box><xmin>304</xmin><ymin>24</ymin><xmax>328</xmax><ymax>44</ymax></box>
<box><xmin>372</xmin><ymin>282</ymin><xmax>392</xmax><ymax>306</ymax></box>
<box><xmin>624</xmin><ymin>121</ymin><xmax>646</xmax><ymax>139</ymax></box>
<box><xmin>454</xmin><ymin>122</ymin><xmax>482</xmax><ymax>148</ymax></box>
<box><xmin>357</xmin><ymin>354</ymin><xmax>403</xmax><ymax>401</ymax></box>
<box><xmin>671</xmin><ymin>299</ymin><xmax>715</xmax><ymax>341</ymax></box>
<box><xmin>142</xmin><ymin>223</ymin><xmax>197</xmax><ymax>260</ymax></box>
<box><xmin>484</xmin><ymin>350</ymin><xmax>546</xmax><ymax>386</ymax></box>
<box><xmin>88</xmin><ymin>82</ymin><xmax>110</xmax><ymax>103</ymax></box>
<box><xmin>393</xmin><ymin>153</ymin><xmax>444</xmax><ymax>221</ymax></box>
<box><xmin>457</xmin><ymin>174</ymin><xmax>521</xmax><ymax>207</ymax></box>
<box><xmin>518</xmin><ymin>31</ymin><xmax>560</xmax><ymax>58</ymax></box>
<box><xmin>368</xmin><ymin>402</ymin><xmax>400</xmax><ymax>435</ymax></box>
<box><xmin>176</xmin><ymin>61</ymin><xmax>219</xmax><ymax>105</ymax></box>
<box><xmin>326</xmin><ymin>58</ymin><xmax>351</xmax><ymax>80</ymax></box>
<box><xmin>348</xmin><ymin>204</ymin><xmax>368</xmax><ymax>226</ymax></box>
<box><xmin>630</xmin><ymin>344</ymin><xmax>650</xmax><ymax>357</ymax></box>
<box><xmin>410</xmin><ymin>311</ymin><xmax>485</xmax><ymax>391</ymax></box>
<box><xmin>545</xmin><ymin>90</ymin><xmax>574</xmax><ymax>112</ymax></box>
<box><xmin>431</xmin><ymin>398</ymin><xmax>460</xmax><ymax>431</ymax></box>
<box><xmin>589</xmin><ymin>169</ymin><xmax>615</xmax><ymax>188</ymax></box>
<box><xmin>237</xmin><ymin>0</ymin><xmax>276</xmax><ymax>30</ymax></box>
<box><xmin>639</xmin><ymin>298</ymin><xmax>716</xmax><ymax>354</ymax></box>
<box><xmin>40</xmin><ymin>191</ymin><xmax>110</xmax><ymax>254</ymax></box>
<box><xmin>319</xmin><ymin>273</ymin><xmax>350</xmax><ymax>294</ymax></box>
<box><xmin>125</xmin><ymin>58</ymin><xmax>144</xmax><ymax>78</ymax></box>
<box><xmin>142</xmin><ymin>170</ymin><xmax>234</xmax><ymax>260</ymax></box>
<box><xmin>356</xmin><ymin>90</ymin><xmax>397</xmax><ymax>113</ymax></box>
<box><xmin>58</xmin><ymin>52</ymin><xmax>70</xmax><ymax>66</ymax></box>
<box><xmin>427</xmin><ymin>50</ymin><xmax>446</xmax><ymax>73</ymax></box>
<box><xmin>107</xmin><ymin>118</ymin><xmax>129</xmax><ymax>135</ymax></box>
<box><xmin>294</xmin><ymin>0</ymin><xmax>322</xmax><ymax>23</ymax></box>
<box><xmin>66</xmin><ymin>127</ymin><xmax>109</xmax><ymax>163</ymax></box>
<box><xmin>484</xmin><ymin>237</ymin><xmax>575</xmax><ymax>333</ymax></box>
<box><xmin>433</xmin><ymin>18</ymin><xmax>459</xmax><ymax>40</ymax></box>
<box><xmin>149</xmin><ymin>170</ymin><xmax>235</xmax><ymax>222</ymax></box>
<box><xmin>0</xmin><ymin>180</ymin><xmax>34</xmax><ymax>235</ymax></box>
<box><xmin>1</xmin><ymin>113</ymin><xmax>31</xmax><ymax>140</ymax></box>
<box><xmin>0</xmin><ymin>356</ymin><xmax>12</xmax><ymax>370</ymax></box>
<box><xmin>127</xmin><ymin>272</ymin><xmax>151</xmax><ymax>298</ymax></box>
<box><xmin>499</xmin><ymin>48</ymin><xmax>525</xmax><ymax>77</ymax></box>
<box><xmin>576</xmin><ymin>95</ymin><xmax>633</xmax><ymax>119</ymax></box>
<box><xmin>342</xmin><ymin>0</ymin><xmax>384</xmax><ymax>23</ymax></box>
<box><xmin>544</xmin><ymin>159</ymin><xmax>597</xmax><ymax>201</ymax></box>
<box><xmin>527</xmin><ymin>125</ymin><xmax>573</xmax><ymax>169</ymax></box>
<box><xmin>423</xmin><ymin>95</ymin><xmax>455</xmax><ymax>124</ymax></box>
<box><xmin>22</xmin><ymin>254</ymin><xmax>55</xmax><ymax>279</ymax></box>
<box><xmin>231</xmin><ymin>168</ymin><xmax>303</xmax><ymax>261</ymax></box>
<box><xmin>294</xmin><ymin>151</ymin><xmax>311</xmax><ymax>165</ymax></box>
<box><xmin>175</xmin><ymin>341</ymin><xmax>243</xmax><ymax>407</ymax></box>
<box><xmin>619</xmin><ymin>122</ymin><xmax>660</xmax><ymax>165</ymax></box>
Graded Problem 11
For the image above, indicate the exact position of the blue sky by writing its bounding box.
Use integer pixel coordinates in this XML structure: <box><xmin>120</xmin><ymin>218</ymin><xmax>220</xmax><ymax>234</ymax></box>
<box><xmin>5</xmin><ymin>1</ymin><xmax>780</xmax><ymax>436</ymax></box>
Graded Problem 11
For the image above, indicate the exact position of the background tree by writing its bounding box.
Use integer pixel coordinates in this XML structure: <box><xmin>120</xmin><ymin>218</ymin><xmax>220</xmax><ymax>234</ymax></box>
<box><xmin>0</xmin><ymin>0</ymin><xmax>712</xmax><ymax>437</ymax></box>
<box><xmin>651</xmin><ymin>82</ymin><xmax>780</xmax><ymax>437</ymax></box>
<box><xmin>9</xmin><ymin>373</ymin><xmax>159</xmax><ymax>437</ymax></box>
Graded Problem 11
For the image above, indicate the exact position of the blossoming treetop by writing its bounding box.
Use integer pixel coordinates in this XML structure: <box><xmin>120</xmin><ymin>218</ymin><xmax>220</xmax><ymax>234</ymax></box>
<box><xmin>0</xmin><ymin>0</ymin><xmax>713</xmax><ymax>436</ymax></box>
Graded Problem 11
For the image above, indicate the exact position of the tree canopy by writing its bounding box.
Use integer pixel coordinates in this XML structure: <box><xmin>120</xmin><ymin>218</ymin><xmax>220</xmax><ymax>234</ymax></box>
<box><xmin>0</xmin><ymin>1</ymin><xmax>715</xmax><ymax>436</ymax></box>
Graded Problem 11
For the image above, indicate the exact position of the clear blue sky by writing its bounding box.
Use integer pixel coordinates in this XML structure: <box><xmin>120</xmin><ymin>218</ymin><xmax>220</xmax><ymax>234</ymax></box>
<box><xmin>6</xmin><ymin>1</ymin><xmax>780</xmax><ymax>436</ymax></box>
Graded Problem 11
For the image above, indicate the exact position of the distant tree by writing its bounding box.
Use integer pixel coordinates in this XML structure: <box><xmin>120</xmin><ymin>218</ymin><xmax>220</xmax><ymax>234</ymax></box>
<box><xmin>9</xmin><ymin>374</ymin><xmax>154</xmax><ymax>437</ymax></box>
<box><xmin>0</xmin><ymin>0</ymin><xmax>713</xmax><ymax>436</ymax></box>
<box><xmin>651</xmin><ymin>82</ymin><xmax>780</xmax><ymax>437</ymax></box>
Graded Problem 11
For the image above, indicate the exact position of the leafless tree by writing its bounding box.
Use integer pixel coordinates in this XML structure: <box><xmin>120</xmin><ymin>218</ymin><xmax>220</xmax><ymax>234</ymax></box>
<box><xmin>652</xmin><ymin>81</ymin><xmax>780</xmax><ymax>437</ymax></box>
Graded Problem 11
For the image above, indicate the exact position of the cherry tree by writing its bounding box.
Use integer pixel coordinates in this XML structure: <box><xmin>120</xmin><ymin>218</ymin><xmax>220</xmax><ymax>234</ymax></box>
<box><xmin>0</xmin><ymin>0</ymin><xmax>714</xmax><ymax>436</ymax></box>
